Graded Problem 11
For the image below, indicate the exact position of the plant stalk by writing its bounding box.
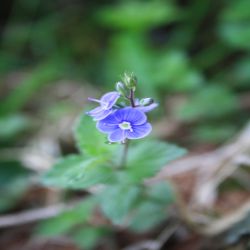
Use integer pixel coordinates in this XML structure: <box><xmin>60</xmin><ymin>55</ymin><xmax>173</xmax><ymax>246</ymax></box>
<box><xmin>120</xmin><ymin>140</ymin><xmax>129</xmax><ymax>169</ymax></box>
<box><xmin>129</xmin><ymin>89</ymin><xmax>136</xmax><ymax>107</ymax></box>
<box><xmin>119</xmin><ymin>89</ymin><xmax>135</xmax><ymax>168</ymax></box>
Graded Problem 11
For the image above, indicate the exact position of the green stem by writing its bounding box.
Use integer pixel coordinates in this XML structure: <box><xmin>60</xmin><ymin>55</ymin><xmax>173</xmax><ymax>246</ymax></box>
<box><xmin>129</xmin><ymin>89</ymin><xmax>136</xmax><ymax>107</ymax></box>
<box><xmin>120</xmin><ymin>140</ymin><xmax>129</xmax><ymax>169</ymax></box>
<box><xmin>119</xmin><ymin>89</ymin><xmax>135</xmax><ymax>168</ymax></box>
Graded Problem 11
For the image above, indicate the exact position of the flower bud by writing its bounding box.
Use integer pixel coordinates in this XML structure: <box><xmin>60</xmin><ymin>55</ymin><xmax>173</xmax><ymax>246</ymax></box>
<box><xmin>123</xmin><ymin>72</ymin><xmax>137</xmax><ymax>91</ymax></box>
<box><xmin>116</xmin><ymin>81</ymin><xmax>129</xmax><ymax>97</ymax></box>
<box><xmin>139</xmin><ymin>98</ymin><xmax>154</xmax><ymax>106</ymax></box>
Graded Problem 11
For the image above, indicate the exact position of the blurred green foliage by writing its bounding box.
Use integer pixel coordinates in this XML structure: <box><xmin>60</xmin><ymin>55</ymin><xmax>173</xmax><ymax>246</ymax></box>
<box><xmin>0</xmin><ymin>0</ymin><xmax>249</xmax><ymax>133</ymax></box>
<box><xmin>0</xmin><ymin>0</ymin><xmax>250</xmax><ymax>248</ymax></box>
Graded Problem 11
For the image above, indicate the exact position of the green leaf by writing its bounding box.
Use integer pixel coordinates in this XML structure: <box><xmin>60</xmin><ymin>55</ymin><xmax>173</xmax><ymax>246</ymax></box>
<box><xmin>220</xmin><ymin>0</ymin><xmax>250</xmax><ymax>22</ymax></box>
<box><xmin>126</xmin><ymin>140</ymin><xmax>187</xmax><ymax>182</ymax></box>
<box><xmin>0</xmin><ymin>178</ymin><xmax>28</xmax><ymax>212</ymax></box>
<box><xmin>0</xmin><ymin>161</ymin><xmax>29</xmax><ymax>187</ymax></box>
<box><xmin>219</xmin><ymin>23</ymin><xmax>250</xmax><ymax>50</ymax></box>
<box><xmin>0</xmin><ymin>60</ymin><xmax>62</xmax><ymax>115</ymax></box>
<box><xmin>193</xmin><ymin>124</ymin><xmax>237</xmax><ymax>143</ymax></box>
<box><xmin>0</xmin><ymin>161</ymin><xmax>30</xmax><ymax>212</ymax></box>
<box><xmin>74</xmin><ymin>114</ymin><xmax>118</xmax><ymax>158</ymax></box>
<box><xmin>129</xmin><ymin>201</ymin><xmax>167</xmax><ymax>232</ymax></box>
<box><xmin>97</xmin><ymin>2</ymin><xmax>180</xmax><ymax>30</ymax></box>
<box><xmin>36</xmin><ymin>198</ymin><xmax>96</xmax><ymax>237</ymax></box>
<box><xmin>42</xmin><ymin>155</ymin><xmax>115</xmax><ymax>189</ymax></box>
<box><xmin>176</xmin><ymin>86</ymin><xmax>239</xmax><ymax>121</ymax></box>
<box><xmin>219</xmin><ymin>0</ymin><xmax>250</xmax><ymax>49</ymax></box>
<box><xmin>232</xmin><ymin>57</ymin><xmax>250</xmax><ymax>87</ymax></box>
<box><xmin>71</xmin><ymin>227</ymin><xmax>109</xmax><ymax>250</ymax></box>
<box><xmin>153</xmin><ymin>50</ymin><xmax>203</xmax><ymax>91</ymax></box>
<box><xmin>147</xmin><ymin>182</ymin><xmax>175</xmax><ymax>205</ymax></box>
<box><xmin>0</xmin><ymin>114</ymin><xmax>30</xmax><ymax>140</ymax></box>
<box><xmin>99</xmin><ymin>184</ymin><xmax>141</xmax><ymax>225</ymax></box>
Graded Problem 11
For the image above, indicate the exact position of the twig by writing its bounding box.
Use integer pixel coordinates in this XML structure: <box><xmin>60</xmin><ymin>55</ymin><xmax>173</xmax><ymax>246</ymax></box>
<box><xmin>201</xmin><ymin>200</ymin><xmax>250</xmax><ymax>236</ymax></box>
<box><xmin>123</xmin><ymin>224</ymin><xmax>178</xmax><ymax>250</ymax></box>
<box><xmin>147</xmin><ymin>121</ymin><xmax>250</xmax><ymax>238</ymax></box>
<box><xmin>0</xmin><ymin>201</ymin><xmax>78</xmax><ymax>228</ymax></box>
<box><xmin>150</xmin><ymin>121</ymin><xmax>250</xmax><ymax>180</ymax></box>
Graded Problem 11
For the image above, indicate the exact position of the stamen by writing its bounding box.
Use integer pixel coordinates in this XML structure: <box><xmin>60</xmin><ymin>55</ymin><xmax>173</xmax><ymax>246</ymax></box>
<box><xmin>88</xmin><ymin>97</ymin><xmax>102</xmax><ymax>103</ymax></box>
<box><xmin>119</xmin><ymin>121</ymin><xmax>133</xmax><ymax>132</ymax></box>
<box><xmin>88</xmin><ymin>97</ymin><xmax>109</xmax><ymax>109</ymax></box>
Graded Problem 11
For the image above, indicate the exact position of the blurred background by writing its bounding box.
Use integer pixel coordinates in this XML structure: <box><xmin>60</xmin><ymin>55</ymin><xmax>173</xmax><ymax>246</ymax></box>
<box><xmin>0</xmin><ymin>0</ymin><xmax>250</xmax><ymax>249</ymax></box>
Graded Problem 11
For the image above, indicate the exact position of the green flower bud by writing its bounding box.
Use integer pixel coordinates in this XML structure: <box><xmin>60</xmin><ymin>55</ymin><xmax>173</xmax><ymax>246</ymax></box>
<box><xmin>123</xmin><ymin>72</ymin><xmax>137</xmax><ymax>91</ymax></box>
<box><xmin>140</xmin><ymin>98</ymin><xmax>154</xmax><ymax>106</ymax></box>
<box><xmin>116</xmin><ymin>81</ymin><xmax>129</xmax><ymax>97</ymax></box>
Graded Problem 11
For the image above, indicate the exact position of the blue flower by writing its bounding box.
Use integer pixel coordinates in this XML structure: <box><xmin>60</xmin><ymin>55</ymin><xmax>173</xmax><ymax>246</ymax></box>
<box><xmin>134</xmin><ymin>98</ymin><xmax>158</xmax><ymax>113</ymax></box>
<box><xmin>135</xmin><ymin>103</ymin><xmax>158</xmax><ymax>113</ymax></box>
<box><xmin>86</xmin><ymin>92</ymin><xmax>120</xmax><ymax>121</ymax></box>
<box><xmin>96</xmin><ymin>107</ymin><xmax>152</xmax><ymax>142</ymax></box>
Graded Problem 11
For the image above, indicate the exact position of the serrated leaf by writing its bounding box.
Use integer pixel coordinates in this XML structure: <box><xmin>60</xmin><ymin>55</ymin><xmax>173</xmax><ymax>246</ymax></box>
<box><xmin>74</xmin><ymin>114</ymin><xmax>118</xmax><ymax>158</ymax></box>
<box><xmin>99</xmin><ymin>184</ymin><xmax>140</xmax><ymax>225</ymax></box>
<box><xmin>147</xmin><ymin>182</ymin><xmax>175</xmax><ymax>204</ymax></box>
<box><xmin>42</xmin><ymin>155</ymin><xmax>115</xmax><ymax>189</ymax></box>
<box><xmin>126</xmin><ymin>140</ymin><xmax>187</xmax><ymax>182</ymax></box>
<box><xmin>129</xmin><ymin>201</ymin><xmax>166</xmax><ymax>232</ymax></box>
<box><xmin>36</xmin><ymin>198</ymin><xmax>96</xmax><ymax>237</ymax></box>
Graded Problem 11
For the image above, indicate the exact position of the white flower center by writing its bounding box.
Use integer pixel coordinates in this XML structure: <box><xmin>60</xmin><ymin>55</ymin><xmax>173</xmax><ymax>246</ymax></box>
<box><xmin>119</xmin><ymin>121</ymin><xmax>133</xmax><ymax>132</ymax></box>
<box><xmin>101</xmin><ymin>102</ymin><xmax>109</xmax><ymax>110</ymax></box>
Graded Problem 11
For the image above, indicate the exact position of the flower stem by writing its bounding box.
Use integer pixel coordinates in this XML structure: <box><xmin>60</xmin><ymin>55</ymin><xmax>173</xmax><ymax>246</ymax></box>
<box><xmin>119</xmin><ymin>89</ymin><xmax>134</xmax><ymax>168</ymax></box>
<box><xmin>120</xmin><ymin>140</ymin><xmax>129</xmax><ymax>169</ymax></box>
<box><xmin>129</xmin><ymin>89</ymin><xmax>136</xmax><ymax>107</ymax></box>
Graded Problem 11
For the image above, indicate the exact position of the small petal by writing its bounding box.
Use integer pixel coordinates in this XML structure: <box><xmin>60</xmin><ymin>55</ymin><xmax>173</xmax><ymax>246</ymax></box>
<box><xmin>97</xmin><ymin>120</ymin><xmax>119</xmax><ymax>133</ymax></box>
<box><xmin>115</xmin><ymin>108</ymin><xmax>147</xmax><ymax>125</ymax></box>
<box><xmin>93</xmin><ymin>109</ymin><xmax>113</xmax><ymax>121</ymax></box>
<box><xmin>126</xmin><ymin>122</ymin><xmax>152</xmax><ymax>139</ymax></box>
<box><xmin>101</xmin><ymin>91</ymin><xmax>120</xmax><ymax>109</ymax></box>
<box><xmin>135</xmin><ymin>103</ymin><xmax>158</xmax><ymax>113</ymax></box>
<box><xmin>86</xmin><ymin>106</ymin><xmax>103</xmax><ymax>116</ymax></box>
<box><xmin>108</xmin><ymin>129</ymin><xmax>125</xmax><ymax>142</ymax></box>
<box><xmin>99</xmin><ymin>112</ymin><xmax>120</xmax><ymax>124</ymax></box>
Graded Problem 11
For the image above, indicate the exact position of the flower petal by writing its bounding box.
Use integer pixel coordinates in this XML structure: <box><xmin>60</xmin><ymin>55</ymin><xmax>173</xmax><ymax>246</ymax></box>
<box><xmin>101</xmin><ymin>91</ymin><xmax>120</xmax><ymax>109</ymax></box>
<box><xmin>86</xmin><ymin>106</ymin><xmax>103</xmax><ymax>116</ymax></box>
<box><xmin>136</xmin><ymin>103</ymin><xmax>158</xmax><ymax>113</ymax></box>
<box><xmin>93</xmin><ymin>109</ymin><xmax>113</xmax><ymax>121</ymax></box>
<box><xmin>115</xmin><ymin>108</ymin><xmax>147</xmax><ymax>125</ymax></box>
<box><xmin>99</xmin><ymin>111</ymin><xmax>120</xmax><ymax>124</ymax></box>
<box><xmin>126</xmin><ymin>122</ymin><xmax>152</xmax><ymax>140</ymax></box>
<box><xmin>96</xmin><ymin>120</ymin><xmax>119</xmax><ymax>133</ymax></box>
<box><xmin>108</xmin><ymin>129</ymin><xmax>125</xmax><ymax>142</ymax></box>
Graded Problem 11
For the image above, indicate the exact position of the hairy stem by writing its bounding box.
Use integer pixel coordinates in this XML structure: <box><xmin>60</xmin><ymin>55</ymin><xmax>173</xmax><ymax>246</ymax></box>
<box><xmin>120</xmin><ymin>140</ymin><xmax>129</xmax><ymax>169</ymax></box>
<box><xmin>119</xmin><ymin>89</ymin><xmax>135</xmax><ymax>168</ymax></box>
<box><xmin>129</xmin><ymin>89</ymin><xmax>136</xmax><ymax>107</ymax></box>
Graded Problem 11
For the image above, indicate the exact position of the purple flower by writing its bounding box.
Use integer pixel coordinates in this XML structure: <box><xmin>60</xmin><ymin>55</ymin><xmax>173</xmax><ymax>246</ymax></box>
<box><xmin>134</xmin><ymin>99</ymin><xmax>158</xmax><ymax>113</ymax></box>
<box><xmin>86</xmin><ymin>92</ymin><xmax>120</xmax><ymax>121</ymax></box>
<box><xmin>96</xmin><ymin>107</ymin><xmax>152</xmax><ymax>142</ymax></box>
<box><xmin>136</xmin><ymin>103</ymin><xmax>158</xmax><ymax>113</ymax></box>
